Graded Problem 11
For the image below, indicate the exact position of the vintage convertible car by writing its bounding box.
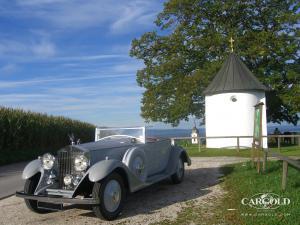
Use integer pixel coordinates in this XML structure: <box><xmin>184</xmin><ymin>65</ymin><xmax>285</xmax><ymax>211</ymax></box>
<box><xmin>16</xmin><ymin>127</ymin><xmax>191</xmax><ymax>220</ymax></box>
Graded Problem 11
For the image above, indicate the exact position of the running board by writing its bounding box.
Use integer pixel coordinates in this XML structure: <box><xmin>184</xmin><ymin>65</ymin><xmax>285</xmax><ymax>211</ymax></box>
<box><xmin>146</xmin><ymin>173</ymin><xmax>170</xmax><ymax>184</ymax></box>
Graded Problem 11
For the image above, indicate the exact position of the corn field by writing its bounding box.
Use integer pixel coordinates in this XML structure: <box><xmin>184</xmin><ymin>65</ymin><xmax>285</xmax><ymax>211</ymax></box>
<box><xmin>0</xmin><ymin>107</ymin><xmax>96</xmax><ymax>165</ymax></box>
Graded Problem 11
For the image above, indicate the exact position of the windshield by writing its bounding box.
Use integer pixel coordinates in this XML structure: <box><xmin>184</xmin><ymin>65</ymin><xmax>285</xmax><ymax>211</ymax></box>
<box><xmin>95</xmin><ymin>127</ymin><xmax>145</xmax><ymax>143</ymax></box>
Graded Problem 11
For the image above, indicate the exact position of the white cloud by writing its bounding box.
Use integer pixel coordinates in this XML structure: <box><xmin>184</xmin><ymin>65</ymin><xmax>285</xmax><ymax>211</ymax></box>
<box><xmin>32</xmin><ymin>40</ymin><xmax>56</xmax><ymax>57</ymax></box>
<box><xmin>0</xmin><ymin>40</ymin><xmax>28</xmax><ymax>55</ymax></box>
<box><xmin>13</xmin><ymin>0</ymin><xmax>120</xmax><ymax>28</ymax></box>
<box><xmin>0</xmin><ymin>90</ymin><xmax>145</xmax><ymax>126</ymax></box>
<box><xmin>0</xmin><ymin>39</ymin><xmax>56</xmax><ymax>58</ymax></box>
<box><xmin>10</xmin><ymin>0</ymin><xmax>161</xmax><ymax>33</ymax></box>
<box><xmin>0</xmin><ymin>0</ymin><xmax>161</xmax><ymax>126</ymax></box>
<box><xmin>44</xmin><ymin>83</ymin><xmax>143</xmax><ymax>96</ymax></box>
<box><xmin>0</xmin><ymin>73</ymin><xmax>134</xmax><ymax>88</ymax></box>
<box><xmin>0</xmin><ymin>93</ymin><xmax>140</xmax><ymax>113</ymax></box>
<box><xmin>0</xmin><ymin>38</ymin><xmax>129</xmax><ymax>61</ymax></box>
<box><xmin>0</xmin><ymin>25</ymin><xmax>134</xmax><ymax>65</ymax></box>
<box><xmin>110</xmin><ymin>44</ymin><xmax>131</xmax><ymax>54</ymax></box>
<box><xmin>110</xmin><ymin>1</ymin><xmax>157</xmax><ymax>34</ymax></box>
<box><xmin>112</xmin><ymin>61</ymin><xmax>144</xmax><ymax>73</ymax></box>
<box><xmin>16</xmin><ymin>0</ymin><xmax>67</xmax><ymax>6</ymax></box>
<box><xmin>56</xmin><ymin>54</ymin><xmax>128</xmax><ymax>62</ymax></box>
<box><xmin>0</xmin><ymin>64</ymin><xmax>18</xmax><ymax>75</ymax></box>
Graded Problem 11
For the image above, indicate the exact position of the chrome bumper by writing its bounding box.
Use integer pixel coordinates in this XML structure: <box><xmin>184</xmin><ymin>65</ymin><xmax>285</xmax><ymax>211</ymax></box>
<box><xmin>15</xmin><ymin>191</ymin><xmax>98</xmax><ymax>205</ymax></box>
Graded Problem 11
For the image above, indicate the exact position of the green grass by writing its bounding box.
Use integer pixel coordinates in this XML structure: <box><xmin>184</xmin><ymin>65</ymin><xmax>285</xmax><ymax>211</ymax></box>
<box><xmin>151</xmin><ymin>161</ymin><xmax>300</xmax><ymax>225</ymax></box>
<box><xmin>218</xmin><ymin>161</ymin><xmax>300</xmax><ymax>225</ymax></box>
<box><xmin>182</xmin><ymin>145</ymin><xmax>300</xmax><ymax>157</ymax></box>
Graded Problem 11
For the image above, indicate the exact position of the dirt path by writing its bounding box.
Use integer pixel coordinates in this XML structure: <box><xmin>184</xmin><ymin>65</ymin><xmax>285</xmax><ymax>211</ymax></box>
<box><xmin>0</xmin><ymin>157</ymin><xmax>248</xmax><ymax>225</ymax></box>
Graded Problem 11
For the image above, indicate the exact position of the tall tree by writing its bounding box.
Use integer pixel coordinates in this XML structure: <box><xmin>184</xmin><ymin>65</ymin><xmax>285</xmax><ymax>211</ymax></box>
<box><xmin>130</xmin><ymin>0</ymin><xmax>300</xmax><ymax>126</ymax></box>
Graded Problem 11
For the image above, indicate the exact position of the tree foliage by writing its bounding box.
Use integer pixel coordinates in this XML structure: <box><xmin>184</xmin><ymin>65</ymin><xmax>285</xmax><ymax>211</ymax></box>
<box><xmin>130</xmin><ymin>0</ymin><xmax>300</xmax><ymax>126</ymax></box>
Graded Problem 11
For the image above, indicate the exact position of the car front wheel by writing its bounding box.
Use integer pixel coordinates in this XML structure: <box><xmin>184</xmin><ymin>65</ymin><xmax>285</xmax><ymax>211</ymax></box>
<box><xmin>171</xmin><ymin>157</ymin><xmax>185</xmax><ymax>184</ymax></box>
<box><xmin>92</xmin><ymin>172</ymin><xmax>125</xmax><ymax>220</ymax></box>
<box><xmin>24</xmin><ymin>174</ymin><xmax>50</xmax><ymax>213</ymax></box>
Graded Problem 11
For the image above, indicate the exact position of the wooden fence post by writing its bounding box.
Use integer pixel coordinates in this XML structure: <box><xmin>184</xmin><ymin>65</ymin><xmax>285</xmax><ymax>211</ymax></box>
<box><xmin>256</xmin><ymin>148</ymin><xmax>261</xmax><ymax>174</ymax></box>
<box><xmin>262</xmin><ymin>151</ymin><xmax>267</xmax><ymax>172</ymax></box>
<box><xmin>236</xmin><ymin>137</ymin><xmax>240</xmax><ymax>152</ymax></box>
<box><xmin>251</xmin><ymin>144</ymin><xmax>255</xmax><ymax>168</ymax></box>
<box><xmin>282</xmin><ymin>161</ymin><xmax>288</xmax><ymax>191</ymax></box>
<box><xmin>278</xmin><ymin>136</ymin><xmax>281</xmax><ymax>152</ymax></box>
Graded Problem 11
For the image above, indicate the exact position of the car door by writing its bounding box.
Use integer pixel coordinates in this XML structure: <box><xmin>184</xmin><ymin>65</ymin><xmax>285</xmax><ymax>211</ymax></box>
<box><xmin>155</xmin><ymin>139</ymin><xmax>171</xmax><ymax>172</ymax></box>
<box><xmin>144</xmin><ymin>139</ymin><xmax>171</xmax><ymax>176</ymax></box>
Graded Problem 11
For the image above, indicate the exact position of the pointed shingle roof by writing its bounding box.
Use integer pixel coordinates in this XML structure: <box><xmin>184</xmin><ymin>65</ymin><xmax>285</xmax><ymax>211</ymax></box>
<box><xmin>204</xmin><ymin>53</ymin><xmax>268</xmax><ymax>95</ymax></box>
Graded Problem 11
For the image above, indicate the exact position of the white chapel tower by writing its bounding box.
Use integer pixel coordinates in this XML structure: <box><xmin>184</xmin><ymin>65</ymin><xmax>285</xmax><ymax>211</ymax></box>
<box><xmin>204</xmin><ymin>51</ymin><xmax>268</xmax><ymax>149</ymax></box>
<box><xmin>191</xmin><ymin>126</ymin><xmax>199</xmax><ymax>144</ymax></box>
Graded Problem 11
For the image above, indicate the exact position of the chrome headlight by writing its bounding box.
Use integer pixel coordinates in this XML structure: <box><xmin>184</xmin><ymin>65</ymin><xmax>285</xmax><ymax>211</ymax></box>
<box><xmin>64</xmin><ymin>174</ymin><xmax>73</xmax><ymax>186</ymax></box>
<box><xmin>42</xmin><ymin>153</ymin><xmax>55</xmax><ymax>170</ymax></box>
<box><xmin>74</xmin><ymin>155</ymin><xmax>89</xmax><ymax>172</ymax></box>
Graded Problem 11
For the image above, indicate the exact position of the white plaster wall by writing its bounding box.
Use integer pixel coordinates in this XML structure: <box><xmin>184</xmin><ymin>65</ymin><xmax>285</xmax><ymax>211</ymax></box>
<box><xmin>205</xmin><ymin>91</ymin><xmax>268</xmax><ymax>149</ymax></box>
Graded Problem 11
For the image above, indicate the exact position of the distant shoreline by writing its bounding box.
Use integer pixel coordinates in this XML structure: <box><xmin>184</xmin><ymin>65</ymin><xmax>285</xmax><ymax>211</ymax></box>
<box><xmin>147</xmin><ymin>124</ymin><xmax>300</xmax><ymax>138</ymax></box>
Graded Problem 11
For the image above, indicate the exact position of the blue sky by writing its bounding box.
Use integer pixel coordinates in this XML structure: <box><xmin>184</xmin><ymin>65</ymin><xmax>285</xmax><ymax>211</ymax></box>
<box><xmin>0</xmin><ymin>0</ymin><xmax>196</xmax><ymax>128</ymax></box>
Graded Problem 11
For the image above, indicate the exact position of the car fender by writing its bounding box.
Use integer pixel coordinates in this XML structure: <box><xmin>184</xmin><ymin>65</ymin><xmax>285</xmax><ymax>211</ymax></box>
<box><xmin>88</xmin><ymin>159</ymin><xmax>123</xmax><ymax>182</ymax></box>
<box><xmin>165</xmin><ymin>146</ymin><xmax>191</xmax><ymax>175</ymax></box>
<box><xmin>22</xmin><ymin>159</ymin><xmax>44</xmax><ymax>180</ymax></box>
<box><xmin>88</xmin><ymin>159</ymin><xmax>146</xmax><ymax>193</ymax></box>
<box><xmin>173</xmin><ymin>146</ymin><xmax>191</xmax><ymax>165</ymax></box>
<box><xmin>178</xmin><ymin>147</ymin><xmax>192</xmax><ymax>166</ymax></box>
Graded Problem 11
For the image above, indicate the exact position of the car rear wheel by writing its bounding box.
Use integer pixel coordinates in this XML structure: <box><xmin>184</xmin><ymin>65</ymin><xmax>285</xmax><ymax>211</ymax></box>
<box><xmin>92</xmin><ymin>172</ymin><xmax>125</xmax><ymax>220</ymax></box>
<box><xmin>171</xmin><ymin>157</ymin><xmax>185</xmax><ymax>184</ymax></box>
<box><xmin>24</xmin><ymin>174</ymin><xmax>50</xmax><ymax>213</ymax></box>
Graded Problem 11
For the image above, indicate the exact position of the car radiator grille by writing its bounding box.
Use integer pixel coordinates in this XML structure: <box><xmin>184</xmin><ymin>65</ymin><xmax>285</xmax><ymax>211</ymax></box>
<box><xmin>57</xmin><ymin>147</ymin><xmax>83</xmax><ymax>189</ymax></box>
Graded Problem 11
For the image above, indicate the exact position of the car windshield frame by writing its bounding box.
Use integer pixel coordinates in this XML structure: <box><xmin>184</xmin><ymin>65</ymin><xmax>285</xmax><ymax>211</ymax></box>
<box><xmin>95</xmin><ymin>127</ymin><xmax>146</xmax><ymax>143</ymax></box>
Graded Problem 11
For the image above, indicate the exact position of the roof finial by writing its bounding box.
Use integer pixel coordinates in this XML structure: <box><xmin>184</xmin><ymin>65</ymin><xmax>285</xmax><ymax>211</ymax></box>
<box><xmin>229</xmin><ymin>37</ymin><xmax>234</xmax><ymax>53</ymax></box>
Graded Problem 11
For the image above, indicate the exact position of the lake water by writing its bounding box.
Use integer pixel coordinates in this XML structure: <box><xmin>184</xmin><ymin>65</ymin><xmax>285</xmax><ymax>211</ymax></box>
<box><xmin>147</xmin><ymin>125</ymin><xmax>300</xmax><ymax>138</ymax></box>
